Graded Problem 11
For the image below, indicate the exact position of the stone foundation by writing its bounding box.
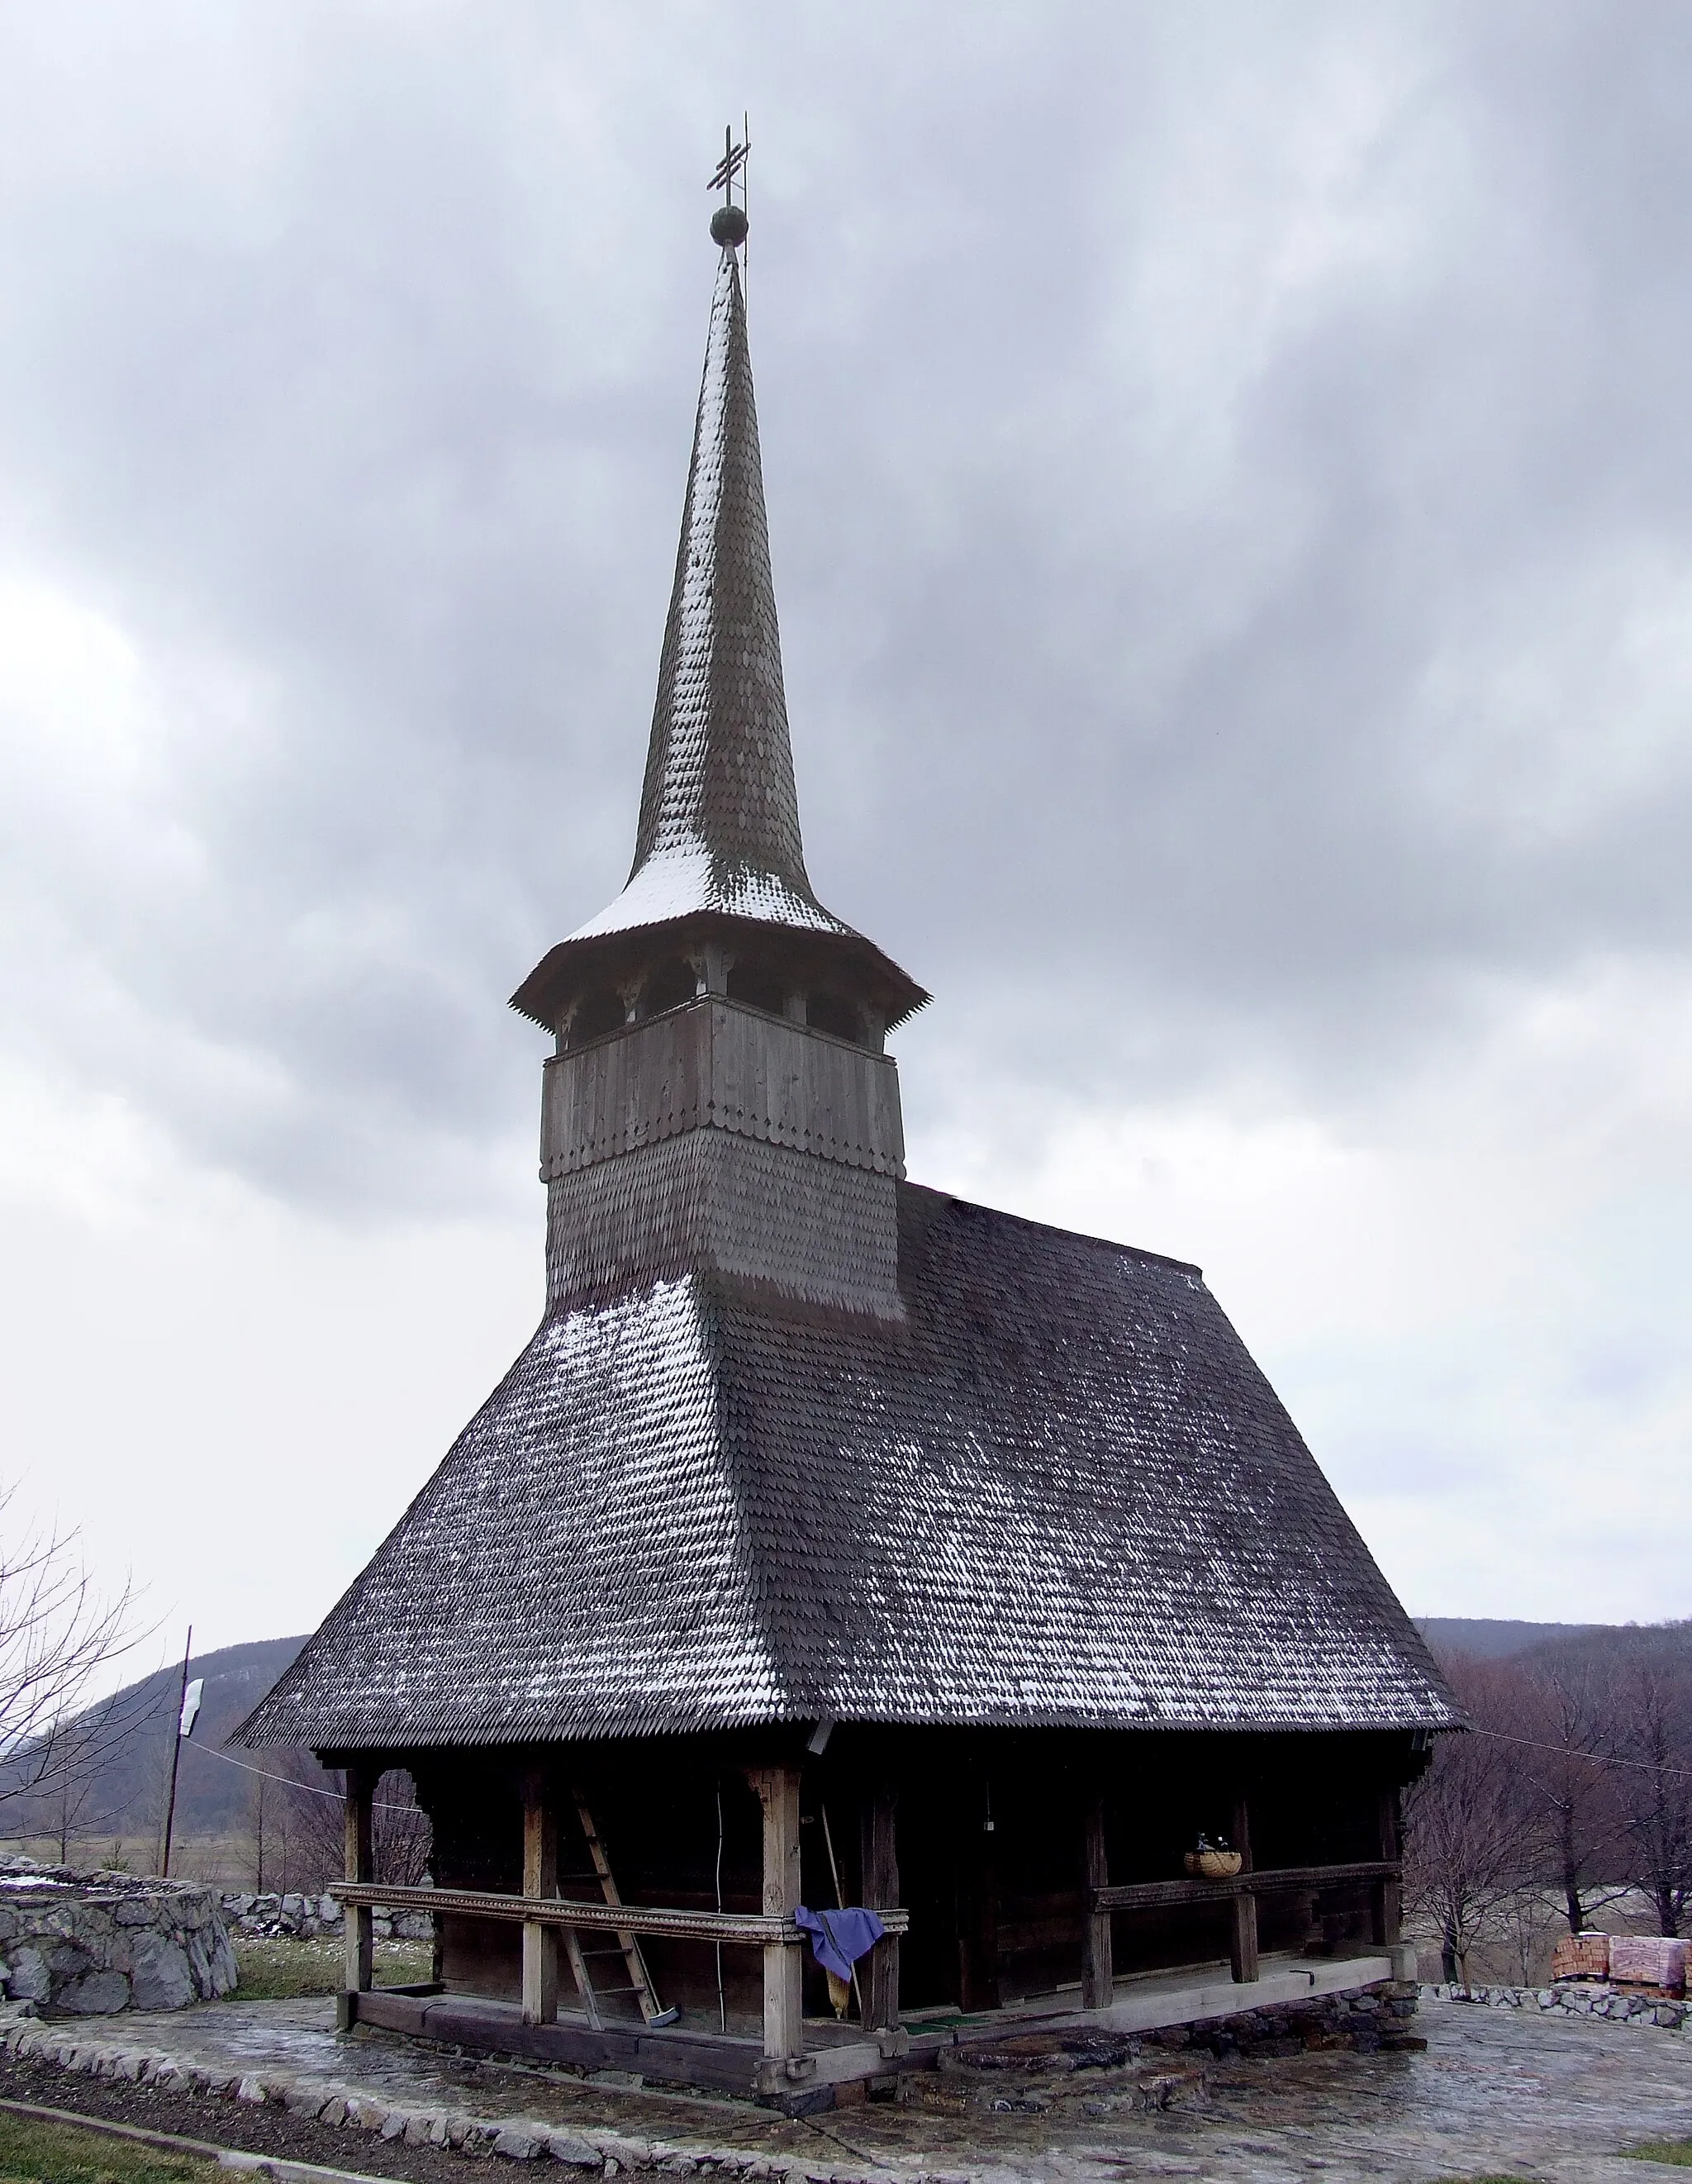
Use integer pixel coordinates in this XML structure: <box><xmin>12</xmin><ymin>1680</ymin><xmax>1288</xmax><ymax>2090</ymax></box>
<box><xmin>1153</xmin><ymin>1977</ymin><xmax>1424</xmax><ymax>2057</ymax></box>
<box><xmin>0</xmin><ymin>1856</ymin><xmax>236</xmax><ymax>2015</ymax></box>
<box><xmin>911</xmin><ymin>1981</ymin><xmax>1423</xmax><ymax>2117</ymax></box>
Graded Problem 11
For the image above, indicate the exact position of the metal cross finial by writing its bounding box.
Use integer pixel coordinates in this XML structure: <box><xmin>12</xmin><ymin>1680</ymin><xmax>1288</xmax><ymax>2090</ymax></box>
<box><xmin>709</xmin><ymin>124</ymin><xmax>750</xmax><ymax>207</ymax></box>
<box><xmin>707</xmin><ymin>120</ymin><xmax>750</xmax><ymax>256</ymax></box>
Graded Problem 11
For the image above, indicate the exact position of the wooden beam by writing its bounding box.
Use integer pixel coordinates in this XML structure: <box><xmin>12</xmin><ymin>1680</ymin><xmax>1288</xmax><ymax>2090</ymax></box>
<box><xmin>1229</xmin><ymin>1794</ymin><xmax>1258</xmax><ymax>1985</ymax></box>
<box><xmin>1371</xmin><ymin>1787</ymin><xmax>1403</xmax><ymax>1948</ymax></box>
<box><xmin>1081</xmin><ymin>1790</ymin><xmax>1113</xmax><ymax>2010</ymax></box>
<box><xmin>520</xmin><ymin>1765</ymin><xmax>559</xmax><ymax>2028</ymax></box>
<box><xmin>1091</xmin><ymin>1858</ymin><xmax>1399</xmax><ymax>1912</ymax></box>
<box><xmin>860</xmin><ymin>1782</ymin><xmax>901</xmax><ymax>2034</ymax></box>
<box><xmin>354</xmin><ymin>1989</ymin><xmax>772</xmax><ymax>2095</ymax></box>
<box><xmin>343</xmin><ymin>1763</ymin><xmax>374</xmax><ymax>1996</ymax></box>
<box><xmin>355</xmin><ymin>1989</ymin><xmax>898</xmax><ymax>2098</ymax></box>
<box><xmin>746</xmin><ymin>1765</ymin><xmax>804</xmax><ymax>2066</ymax></box>
<box><xmin>335</xmin><ymin>1879</ymin><xmax>909</xmax><ymax>1945</ymax></box>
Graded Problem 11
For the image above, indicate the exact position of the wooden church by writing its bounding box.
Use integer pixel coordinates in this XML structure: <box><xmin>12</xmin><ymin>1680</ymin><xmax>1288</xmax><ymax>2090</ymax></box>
<box><xmin>238</xmin><ymin>188</ymin><xmax>1456</xmax><ymax>2106</ymax></box>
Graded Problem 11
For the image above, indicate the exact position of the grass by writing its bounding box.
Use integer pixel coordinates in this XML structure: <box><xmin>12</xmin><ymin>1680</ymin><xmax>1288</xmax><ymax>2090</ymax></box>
<box><xmin>231</xmin><ymin>1934</ymin><xmax>433</xmax><ymax>2000</ymax></box>
<box><xmin>1625</xmin><ymin>2144</ymin><xmax>1692</xmax><ymax>2167</ymax></box>
<box><xmin>0</xmin><ymin>2110</ymin><xmax>214</xmax><ymax>2184</ymax></box>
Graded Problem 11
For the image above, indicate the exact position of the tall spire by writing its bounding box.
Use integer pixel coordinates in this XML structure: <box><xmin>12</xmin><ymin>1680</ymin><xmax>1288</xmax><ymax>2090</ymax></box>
<box><xmin>511</xmin><ymin>201</ymin><xmax>926</xmax><ymax>1035</ymax></box>
<box><xmin>627</xmin><ymin>244</ymin><xmax>815</xmax><ymax>915</ymax></box>
<box><xmin>566</xmin><ymin>236</ymin><xmax>843</xmax><ymax>944</ymax></box>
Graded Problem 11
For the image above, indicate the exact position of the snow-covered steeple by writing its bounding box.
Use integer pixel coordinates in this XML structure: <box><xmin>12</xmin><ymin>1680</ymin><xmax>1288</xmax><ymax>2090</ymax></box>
<box><xmin>625</xmin><ymin>244</ymin><xmax>816</xmax><ymax>927</ymax></box>
<box><xmin>512</xmin><ymin>217</ymin><xmax>924</xmax><ymax>1045</ymax></box>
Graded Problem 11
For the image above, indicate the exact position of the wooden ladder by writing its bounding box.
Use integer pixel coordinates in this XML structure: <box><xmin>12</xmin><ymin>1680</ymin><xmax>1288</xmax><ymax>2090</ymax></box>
<box><xmin>556</xmin><ymin>1788</ymin><xmax>677</xmax><ymax>2030</ymax></box>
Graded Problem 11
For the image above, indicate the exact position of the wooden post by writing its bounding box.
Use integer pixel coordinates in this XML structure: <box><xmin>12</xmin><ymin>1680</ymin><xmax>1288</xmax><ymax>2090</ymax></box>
<box><xmin>1371</xmin><ymin>1787</ymin><xmax>1403</xmax><ymax>1948</ymax></box>
<box><xmin>1081</xmin><ymin>1790</ymin><xmax>1113</xmax><ymax>2010</ymax></box>
<box><xmin>748</xmin><ymin>1766</ymin><xmax>804</xmax><ymax>2066</ymax></box>
<box><xmin>343</xmin><ymin>1763</ymin><xmax>374</xmax><ymax>1999</ymax></box>
<box><xmin>520</xmin><ymin>1765</ymin><xmax>559</xmax><ymax>2027</ymax></box>
<box><xmin>1229</xmin><ymin>1791</ymin><xmax>1259</xmax><ymax>1984</ymax></box>
<box><xmin>860</xmin><ymin>1782</ymin><xmax>901</xmax><ymax>2034</ymax></box>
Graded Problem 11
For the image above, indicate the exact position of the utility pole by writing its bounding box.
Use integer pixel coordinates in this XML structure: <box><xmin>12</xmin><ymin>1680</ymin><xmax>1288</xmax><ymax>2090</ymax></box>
<box><xmin>159</xmin><ymin>1626</ymin><xmax>192</xmax><ymax>1878</ymax></box>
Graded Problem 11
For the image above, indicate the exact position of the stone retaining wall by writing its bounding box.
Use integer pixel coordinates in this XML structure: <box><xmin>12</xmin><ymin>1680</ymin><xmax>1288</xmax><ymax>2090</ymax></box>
<box><xmin>0</xmin><ymin>1858</ymin><xmax>236</xmax><ymax>2015</ymax></box>
<box><xmin>216</xmin><ymin>1891</ymin><xmax>434</xmax><ymax>1944</ymax></box>
<box><xmin>1423</xmin><ymin>1980</ymin><xmax>1691</xmax><ymax>2029</ymax></box>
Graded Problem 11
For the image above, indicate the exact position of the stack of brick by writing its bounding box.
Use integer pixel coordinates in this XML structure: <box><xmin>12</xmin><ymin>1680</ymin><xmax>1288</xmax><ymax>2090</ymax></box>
<box><xmin>1550</xmin><ymin>1934</ymin><xmax>1610</xmax><ymax>1982</ymax></box>
<box><xmin>1549</xmin><ymin>1932</ymin><xmax>1687</xmax><ymax>1997</ymax></box>
<box><xmin>1609</xmin><ymin>1937</ymin><xmax>1687</xmax><ymax>1996</ymax></box>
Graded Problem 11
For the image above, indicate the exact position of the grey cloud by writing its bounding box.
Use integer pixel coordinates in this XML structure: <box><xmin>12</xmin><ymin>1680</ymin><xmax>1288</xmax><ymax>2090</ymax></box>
<box><xmin>2</xmin><ymin>1</ymin><xmax>1690</xmax><ymax>1208</ymax></box>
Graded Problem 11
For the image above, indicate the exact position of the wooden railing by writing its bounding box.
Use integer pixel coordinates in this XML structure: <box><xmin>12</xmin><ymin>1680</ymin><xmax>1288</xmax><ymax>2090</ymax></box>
<box><xmin>1092</xmin><ymin>1858</ymin><xmax>1400</xmax><ymax>1914</ymax></box>
<box><xmin>335</xmin><ymin>1881</ymin><xmax>910</xmax><ymax>1949</ymax></box>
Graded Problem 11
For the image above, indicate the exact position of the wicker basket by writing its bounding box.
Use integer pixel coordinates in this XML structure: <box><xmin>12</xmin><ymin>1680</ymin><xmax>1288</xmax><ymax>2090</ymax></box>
<box><xmin>1183</xmin><ymin>1849</ymin><xmax>1243</xmax><ymax>1879</ymax></box>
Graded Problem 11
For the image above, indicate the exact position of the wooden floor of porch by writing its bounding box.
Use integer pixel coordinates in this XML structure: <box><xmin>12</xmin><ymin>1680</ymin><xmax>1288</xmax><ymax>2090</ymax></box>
<box><xmin>348</xmin><ymin>1946</ymin><xmax>1411</xmax><ymax>2105</ymax></box>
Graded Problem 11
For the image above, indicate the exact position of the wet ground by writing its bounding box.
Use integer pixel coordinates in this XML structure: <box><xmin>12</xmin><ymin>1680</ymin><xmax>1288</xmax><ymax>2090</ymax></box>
<box><xmin>8</xmin><ymin>1993</ymin><xmax>1692</xmax><ymax>2181</ymax></box>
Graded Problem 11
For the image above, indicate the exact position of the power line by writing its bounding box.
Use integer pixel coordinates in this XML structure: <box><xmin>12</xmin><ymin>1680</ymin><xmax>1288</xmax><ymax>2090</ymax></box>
<box><xmin>183</xmin><ymin>1738</ymin><xmax>417</xmax><ymax>1812</ymax></box>
<box><xmin>1470</xmin><ymin>1723</ymin><xmax>1692</xmax><ymax>1785</ymax></box>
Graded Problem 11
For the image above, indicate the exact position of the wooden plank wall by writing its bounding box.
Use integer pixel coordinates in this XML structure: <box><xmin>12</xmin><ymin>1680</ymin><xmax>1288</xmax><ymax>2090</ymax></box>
<box><xmin>542</xmin><ymin>1000</ymin><xmax>905</xmax><ymax>1181</ymax></box>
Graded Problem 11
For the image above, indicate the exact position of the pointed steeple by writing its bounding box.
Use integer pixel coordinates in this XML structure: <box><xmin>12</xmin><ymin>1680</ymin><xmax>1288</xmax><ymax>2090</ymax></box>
<box><xmin>513</xmin><ymin>219</ymin><xmax>925</xmax><ymax>1037</ymax></box>
<box><xmin>627</xmin><ymin>245</ymin><xmax>815</xmax><ymax>916</ymax></box>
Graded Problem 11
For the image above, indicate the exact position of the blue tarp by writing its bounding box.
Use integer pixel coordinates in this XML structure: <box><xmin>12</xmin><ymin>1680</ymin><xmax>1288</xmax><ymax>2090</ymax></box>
<box><xmin>795</xmin><ymin>1905</ymin><xmax>886</xmax><ymax>1982</ymax></box>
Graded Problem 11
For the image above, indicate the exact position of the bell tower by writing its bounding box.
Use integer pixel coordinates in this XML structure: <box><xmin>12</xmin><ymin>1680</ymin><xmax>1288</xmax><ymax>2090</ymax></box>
<box><xmin>511</xmin><ymin>185</ymin><xmax>926</xmax><ymax>1323</ymax></box>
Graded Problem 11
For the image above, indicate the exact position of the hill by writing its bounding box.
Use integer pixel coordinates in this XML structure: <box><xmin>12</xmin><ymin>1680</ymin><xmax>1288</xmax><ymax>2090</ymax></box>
<box><xmin>0</xmin><ymin>1634</ymin><xmax>315</xmax><ymax>1857</ymax></box>
<box><xmin>1414</xmin><ymin>1617</ymin><xmax>1601</xmax><ymax>1660</ymax></box>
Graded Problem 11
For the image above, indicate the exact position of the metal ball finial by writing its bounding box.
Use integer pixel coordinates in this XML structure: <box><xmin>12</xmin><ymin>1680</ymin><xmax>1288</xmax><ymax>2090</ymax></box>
<box><xmin>710</xmin><ymin>203</ymin><xmax>749</xmax><ymax>250</ymax></box>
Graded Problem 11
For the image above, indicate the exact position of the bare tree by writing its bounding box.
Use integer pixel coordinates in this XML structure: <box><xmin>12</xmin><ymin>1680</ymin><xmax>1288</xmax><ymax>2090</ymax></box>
<box><xmin>0</xmin><ymin>1490</ymin><xmax>145</xmax><ymax>1836</ymax></box>
<box><xmin>264</xmin><ymin>1751</ymin><xmax>341</xmax><ymax>1889</ymax></box>
<box><xmin>275</xmin><ymin>1791</ymin><xmax>293</xmax><ymax>1894</ymax></box>
<box><xmin>1495</xmin><ymin>1884</ymin><xmax>1565</xmax><ymax>1986</ymax></box>
<box><xmin>372</xmin><ymin>1770</ymin><xmax>432</xmax><ymax>1887</ymax></box>
<box><xmin>248</xmin><ymin>1768</ymin><xmax>271</xmax><ymax>1891</ymax></box>
<box><xmin>52</xmin><ymin>1763</ymin><xmax>104</xmax><ymax>1863</ymax></box>
<box><xmin>1404</xmin><ymin>1660</ymin><xmax>1536</xmax><ymax>1984</ymax></box>
<box><xmin>1517</xmin><ymin>1644</ymin><xmax>1628</xmax><ymax>1935</ymax></box>
<box><xmin>238</xmin><ymin>1753</ymin><xmax>431</xmax><ymax>1891</ymax></box>
<box><xmin>1614</xmin><ymin>1653</ymin><xmax>1692</xmax><ymax>1936</ymax></box>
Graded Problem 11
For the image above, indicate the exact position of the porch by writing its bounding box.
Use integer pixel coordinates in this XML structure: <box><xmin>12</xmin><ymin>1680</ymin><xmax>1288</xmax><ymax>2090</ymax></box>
<box><xmin>333</xmin><ymin>1731</ymin><xmax>1414</xmax><ymax>2105</ymax></box>
<box><xmin>335</xmin><ymin>1769</ymin><xmax>1408</xmax><ymax>2102</ymax></box>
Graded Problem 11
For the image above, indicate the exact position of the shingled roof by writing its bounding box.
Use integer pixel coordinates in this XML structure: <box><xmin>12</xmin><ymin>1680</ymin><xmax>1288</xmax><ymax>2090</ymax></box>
<box><xmin>239</xmin><ymin>212</ymin><xmax>1454</xmax><ymax>1760</ymax></box>
<box><xmin>510</xmin><ymin>245</ymin><xmax>926</xmax><ymax>1033</ymax></box>
<box><xmin>237</xmin><ymin>1184</ymin><xmax>1457</xmax><ymax>1752</ymax></box>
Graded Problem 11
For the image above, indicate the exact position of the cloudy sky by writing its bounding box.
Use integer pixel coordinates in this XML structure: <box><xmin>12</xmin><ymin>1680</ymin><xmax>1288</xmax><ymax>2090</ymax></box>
<box><xmin>2</xmin><ymin>2</ymin><xmax>1690</xmax><ymax>1672</ymax></box>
